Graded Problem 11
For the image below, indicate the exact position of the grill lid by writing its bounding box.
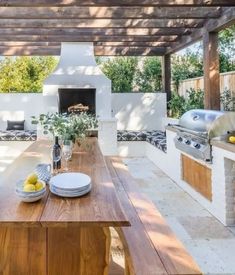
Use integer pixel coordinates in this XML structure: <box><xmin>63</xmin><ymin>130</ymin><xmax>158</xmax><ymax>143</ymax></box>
<box><xmin>178</xmin><ymin>109</ymin><xmax>235</xmax><ymax>138</ymax></box>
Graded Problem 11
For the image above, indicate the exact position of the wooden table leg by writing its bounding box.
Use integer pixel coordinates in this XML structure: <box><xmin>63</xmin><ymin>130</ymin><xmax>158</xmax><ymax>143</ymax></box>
<box><xmin>114</xmin><ymin>227</ymin><xmax>133</xmax><ymax>275</ymax></box>
<box><xmin>48</xmin><ymin>226</ymin><xmax>111</xmax><ymax>275</ymax></box>
<box><xmin>0</xmin><ymin>227</ymin><xmax>46</xmax><ymax>275</ymax></box>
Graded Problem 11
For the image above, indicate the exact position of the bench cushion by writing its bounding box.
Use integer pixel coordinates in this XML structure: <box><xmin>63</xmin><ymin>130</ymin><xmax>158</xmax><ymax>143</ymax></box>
<box><xmin>117</xmin><ymin>130</ymin><xmax>149</xmax><ymax>141</ymax></box>
<box><xmin>7</xmin><ymin>120</ymin><xmax>25</xmax><ymax>131</ymax></box>
<box><xmin>117</xmin><ymin>130</ymin><xmax>167</xmax><ymax>153</ymax></box>
<box><xmin>0</xmin><ymin>130</ymin><xmax>37</xmax><ymax>141</ymax></box>
<box><xmin>146</xmin><ymin>131</ymin><xmax>167</xmax><ymax>153</ymax></box>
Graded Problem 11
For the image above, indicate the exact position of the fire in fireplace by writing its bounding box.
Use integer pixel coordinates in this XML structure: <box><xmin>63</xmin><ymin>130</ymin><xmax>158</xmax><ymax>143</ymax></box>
<box><xmin>58</xmin><ymin>88</ymin><xmax>96</xmax><ymax>114</ymax></box>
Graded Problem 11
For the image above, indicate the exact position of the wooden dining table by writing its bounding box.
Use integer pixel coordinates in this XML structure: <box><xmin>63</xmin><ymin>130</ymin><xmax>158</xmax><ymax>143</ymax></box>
<box><xmin>0</xmin><ymin>138</ymin><xmax>129</xmax><ymax>275</ymax></box>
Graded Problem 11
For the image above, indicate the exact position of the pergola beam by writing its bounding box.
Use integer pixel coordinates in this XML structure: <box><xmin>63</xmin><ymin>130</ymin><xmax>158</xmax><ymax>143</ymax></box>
<box><xmin>166</xmin><ymin>7</ymin><xmax>235</xmax><ymax>54</ymax></box>
<box><xmin>0</xmin><ymin>3</ymin><xmax>231</xmax><ymax>57</ymax></box>
<box><xmin>0</xmin><ymin>41</ymin><xmax>173</xmax><ymax>47</ymax></box>
<box><xmin>162</xmin><ymin>54</ymin><xmax>172</xmax><ymax>102</ymax></box>
<box><xmin>0</xmin><ymin>7</ymin><xmax>221</xmax><ymax>19</ymax></box>
<box><xmin>0</xmin><ymin>35</ymin><xmax>178</xmax><ymax>42</ymax></box>
<box><xmin>0</xmin><ymin>46</ymin><xmax>166</xmax><ymax>56</ymax></box>
<box><xmin>95</xmin><ymin>41</ymin><xmax>173</xmax><ymax>47</ymax></box>
<box><xmin>203</xmin><ymin>31</ymin><xmax>220</xmax><ymax>110</ymax></box>
<box><xmin>0</xmin><ymin>19</ymin><xmax>207</xmax><ymax>29</ymax></box>
<box><xmin>0</xmin><ymin>28</ymin><xmax>193</xmax><ymax>36</ymax></box>
<box><xmin>0</xmin><ymin>0</ymin><xmax>233</xmax><ymax>7</ymax></box>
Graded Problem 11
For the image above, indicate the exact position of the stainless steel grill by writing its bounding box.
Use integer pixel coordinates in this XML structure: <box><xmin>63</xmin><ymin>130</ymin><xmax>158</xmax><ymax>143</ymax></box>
<box><xmin>170</xmin><ymin>109</ymin><xmax>235</xmax><ymax>162</ymax></box>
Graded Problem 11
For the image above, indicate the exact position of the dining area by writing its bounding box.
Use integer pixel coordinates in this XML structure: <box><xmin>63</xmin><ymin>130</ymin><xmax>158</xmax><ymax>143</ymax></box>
<box><xmin>0</xmin><ymin>135</ymin><xmax>203</xmax><ymax>275</ymax></box>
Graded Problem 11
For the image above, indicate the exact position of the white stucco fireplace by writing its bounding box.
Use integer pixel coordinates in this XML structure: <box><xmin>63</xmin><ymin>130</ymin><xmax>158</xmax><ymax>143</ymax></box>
<box><xmin>43</xmin><ymin>42</ymin><xmax>117</xmax><ymax>155</ymax></box>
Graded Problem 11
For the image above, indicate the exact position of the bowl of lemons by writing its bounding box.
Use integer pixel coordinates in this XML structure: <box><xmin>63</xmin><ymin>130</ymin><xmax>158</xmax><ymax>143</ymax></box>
<box><xmin>16</xmin><ymin>173</ymin><xmax>46</xmax><ymax>202</ymax></box>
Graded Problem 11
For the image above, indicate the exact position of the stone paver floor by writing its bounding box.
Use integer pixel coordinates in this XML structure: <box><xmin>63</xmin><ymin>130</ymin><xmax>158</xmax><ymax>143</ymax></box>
<box><xmin>123</xmin><ymin>157</ymin><xmax>235</xmax><ymax>275</ymax></box>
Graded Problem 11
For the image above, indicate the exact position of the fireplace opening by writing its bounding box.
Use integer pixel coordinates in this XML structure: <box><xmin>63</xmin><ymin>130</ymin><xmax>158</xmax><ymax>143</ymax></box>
<box><xmin>58</xmin><ymin>88</ymin><xmax>96</xmax><ymax>115</ymax></box>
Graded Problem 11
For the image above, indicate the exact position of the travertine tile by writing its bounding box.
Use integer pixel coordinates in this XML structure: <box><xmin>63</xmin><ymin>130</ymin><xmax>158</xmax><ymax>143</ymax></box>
<box><xmin>178</xmin><ymin>216</ymin><xmax>235</xmax><ymax>239</ymax></box>
<box><xmin>182</xmin><ymin>239</ymin><xmax>227</xmax><ymax>274</ymax></box>
<box><xmin>124</xmin><ymin>157</ymin><xmax>235</xmax><ymax>275</ymax></box>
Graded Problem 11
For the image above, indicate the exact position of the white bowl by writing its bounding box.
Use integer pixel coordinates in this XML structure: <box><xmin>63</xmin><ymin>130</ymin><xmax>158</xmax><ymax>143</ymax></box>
<box><xmin>16</xmin><ymin>180</ymin><xmax>47</xmax><ymax>202</ymax></box>
<box><xmin>17</xmin><ymin>190</ymin><xmax>46</xmax><ymax>203</ymax></box>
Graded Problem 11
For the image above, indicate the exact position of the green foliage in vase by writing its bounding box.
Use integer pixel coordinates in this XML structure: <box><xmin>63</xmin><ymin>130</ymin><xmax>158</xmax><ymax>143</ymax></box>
<box><xmin>31</xmin><ymin>112</ymin><xmax>98</xmax><ymax>142</ymax></box>
<box><xmin>0</xmin><ymin>56</ymin><xmax>58</xmax><ymax>93</ymax></box>
<box><xmin>135</xmin><ymin>57</ymin><xmax>162</xmax><ymax>92</ymax></box>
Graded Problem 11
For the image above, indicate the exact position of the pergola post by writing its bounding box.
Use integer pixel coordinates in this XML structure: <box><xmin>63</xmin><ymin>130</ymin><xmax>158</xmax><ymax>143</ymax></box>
<box><xmin>203</xmin><ymin>31</ymin><xmax>220</xmax><ymax>110</ymax></box>
<box><xmin>162</xmin><ymin>54</ymin><xmax>171</xmax><ymax>103</ymax></box>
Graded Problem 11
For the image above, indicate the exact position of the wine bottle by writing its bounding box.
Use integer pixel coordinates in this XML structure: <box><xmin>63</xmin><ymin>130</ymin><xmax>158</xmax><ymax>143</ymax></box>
<box><xmin>52</xmin><ymin>136</ymin><xmax>61</xmax><ymax>170</ymax></box>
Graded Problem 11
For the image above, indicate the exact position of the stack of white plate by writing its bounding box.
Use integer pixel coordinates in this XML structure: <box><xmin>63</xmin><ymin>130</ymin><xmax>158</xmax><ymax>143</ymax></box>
<box><xmin>49</xmin><ymin>172</ymin><xmax>92</xmax><ymax>198</ymax></box>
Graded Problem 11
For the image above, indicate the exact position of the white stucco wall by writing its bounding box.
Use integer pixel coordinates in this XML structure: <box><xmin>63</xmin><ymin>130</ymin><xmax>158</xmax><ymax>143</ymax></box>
<box><xmin>0</xmin><ymin>92</ymin><xmax>167</xmax><ymax>131</ymax></box>
<box><xmin>112</xmin><ymin>93</ymin><xmax>166</xmax><ymax>130</ymax></box>
<box><xmin>0</xmin><ymin>93</ymin><xmax>57</xmax><ymax>130</ymax></box>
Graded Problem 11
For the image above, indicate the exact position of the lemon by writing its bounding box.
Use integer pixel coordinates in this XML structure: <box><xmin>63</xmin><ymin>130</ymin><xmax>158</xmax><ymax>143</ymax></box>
<box><xmin>35</xmin><ymin>181</ymin><xmax>44</xmax><ymax>191</ymax></box>
<box><xmin>229</xmin><ymin>136</ymin><xmax>235</xmax><ymax>143</ymax></box>
<box><xmin>23</xmin><ymin>180</ymin><xmax>30</xmax><ymax>186</ymax></box>
<box><xmin>26</xmin><ymin>173</ymin><xmax>38</xmax><ymax>185</ymax></box>
<box><xmin>23</xmin><ymin>184</ymin><xmax>36</xmax><ymax>192</ymax></box>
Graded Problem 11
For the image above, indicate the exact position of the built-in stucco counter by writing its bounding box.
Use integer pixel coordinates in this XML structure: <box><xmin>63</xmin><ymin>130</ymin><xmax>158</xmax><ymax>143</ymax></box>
<box><xmin>211</xmin><ymin>139</ymin><xmax>235</xmax><ymax>155</ymax></box>
<box><xmin>209</xmin><ymin>139</ymin><xmax>235</xmax><ymax>225</ymax></box>
<box><xmin>159</xmin><ymin>127</ymin><xmax>235</xmax><ymax>226</ymax></box>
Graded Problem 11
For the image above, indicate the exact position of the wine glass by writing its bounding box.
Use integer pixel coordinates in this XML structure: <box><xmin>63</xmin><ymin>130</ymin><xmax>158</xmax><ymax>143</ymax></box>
<box><xmin>62</xmin><ymin>141</ymin><xmax>72</xmax><ymax>171</ymax></box>
<box><xmin>51</xmin><ymin>147</ymin><xmax>62</xmax><ymax>175</ymax></box>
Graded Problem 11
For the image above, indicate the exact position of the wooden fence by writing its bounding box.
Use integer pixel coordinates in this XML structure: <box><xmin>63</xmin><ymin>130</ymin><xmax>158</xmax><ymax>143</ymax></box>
<box><xmin>178</xmin><ymin>71</ymin><xmax>235</xmax><ymax>97</ymax></box>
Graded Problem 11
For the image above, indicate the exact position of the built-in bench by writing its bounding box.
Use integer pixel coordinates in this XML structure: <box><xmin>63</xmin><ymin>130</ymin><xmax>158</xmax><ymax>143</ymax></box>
<box><xmin>117</xmin><ymin>130</ymin><xmax>167</xmax><ymax>153</ymax></box>
<box><xmin>0</xmin><ymin>130</ymin><xmax>37</xmax><ymax>141</ymax></box>
<box><xmin>105</xmin><ymin>156</ymin><xmax>202</xmax><ymax>275</ymax></box>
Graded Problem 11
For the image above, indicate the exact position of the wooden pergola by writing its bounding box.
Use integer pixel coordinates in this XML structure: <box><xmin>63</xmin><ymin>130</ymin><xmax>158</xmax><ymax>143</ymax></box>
<box><xmin>0</xmin><ymin>1</ymin><xmax>235</xmax><ymax>110</ymax></box>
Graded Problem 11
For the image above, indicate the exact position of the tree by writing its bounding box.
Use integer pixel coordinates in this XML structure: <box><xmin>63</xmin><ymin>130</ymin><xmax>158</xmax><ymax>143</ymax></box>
<box><xmin>100</xmin><ymin>57</ymin><xmax>138</xmax><ymax>92</ymax></box>
<box><xmin>219</xmin><ymin>24</ymin><xmax>235</xmax><ymax>73</ymax></box>
<box><xmin>135</xmin><ymin>57</ymin><xmax>162</xmax><ymax>92</ymax></box>
<box><xmin>0</xmin><ymin>56</ymin><xmax>57</xmax><ymax>93</ymax></box>
<box><xmin>171</xmin><ymin>49</ymin><xmax>203</xmax><ymax>93</ymax></box>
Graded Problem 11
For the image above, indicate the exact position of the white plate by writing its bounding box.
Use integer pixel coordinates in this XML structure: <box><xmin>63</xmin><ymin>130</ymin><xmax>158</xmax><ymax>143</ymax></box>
<box><xmin>49</xmin><ymin>173</ymin><xmax>91</xmax><ymax>191</ymax></box>
<box><xmin>50</xmin><ymin>185</ymin><xmax>91</xmax><ymax>198</ymax></box>
<box><xmin>51</xmin><ymin>183</ymin><xmax>91</xmax><ymax>194</ymax></box>
<box><xmin>50</xmin><ymin>185</ymin><xmax>91</xmax><ymax>196</ymax></box>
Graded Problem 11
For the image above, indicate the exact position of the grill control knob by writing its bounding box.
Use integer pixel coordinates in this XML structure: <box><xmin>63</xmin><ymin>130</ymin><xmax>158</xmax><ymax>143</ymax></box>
<box><xmin>185</xmin><ymin>139</ymin><xmax>191</xmax><ymax>145</ymax></box>
<box><xmin>194</xmin><ymin>143</ymin><xmax>201</xmax><ymax>149</ymax></box>
<box><xmin>177</xmin><ymin>137</ymin><xmax>183</xmax><ymax>142</ymax></box>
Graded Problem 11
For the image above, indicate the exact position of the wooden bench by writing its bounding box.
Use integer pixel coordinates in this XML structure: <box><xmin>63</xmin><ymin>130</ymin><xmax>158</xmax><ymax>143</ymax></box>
<box><xmin>105</xmin><ymin>157</ymin><xmax>202</xmax><ymax>275</ymax></box>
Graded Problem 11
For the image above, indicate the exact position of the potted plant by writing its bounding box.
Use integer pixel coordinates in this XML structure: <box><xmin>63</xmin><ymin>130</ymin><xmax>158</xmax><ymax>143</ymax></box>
<box><xmin>31</xmin><ymin>112</ymin><xmax>98</xmax><ymax>148</ymax></box>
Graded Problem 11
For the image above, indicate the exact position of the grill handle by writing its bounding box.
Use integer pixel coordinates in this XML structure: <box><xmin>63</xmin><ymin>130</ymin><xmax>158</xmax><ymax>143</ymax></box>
<box><xmin>168</xmin><ymin>124</ymin><xmax>208</xmax><ymax>138</ymax></box>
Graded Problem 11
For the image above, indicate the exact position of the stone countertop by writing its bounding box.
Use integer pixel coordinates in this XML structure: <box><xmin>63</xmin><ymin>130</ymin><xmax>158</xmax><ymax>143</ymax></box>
<box><xmin>211</xmin><ymin>139</ymin><xmax>235</xmax><ymax>154</ymax></box>
<box><xmin>165</xmin><ymin>125</ymin><xmax>178</xmax><ymax>133</ymax></box>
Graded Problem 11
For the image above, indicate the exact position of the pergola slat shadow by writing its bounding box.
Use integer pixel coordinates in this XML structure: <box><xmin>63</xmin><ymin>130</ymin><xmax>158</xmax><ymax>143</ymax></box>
<box><xmin>0</xmin><ymin>0</ymin><xmax>234</xmax><ymax>7</ymax></box>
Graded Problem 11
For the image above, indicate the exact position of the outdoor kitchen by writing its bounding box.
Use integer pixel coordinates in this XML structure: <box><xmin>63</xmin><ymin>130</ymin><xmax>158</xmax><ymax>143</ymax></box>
<box><xmin>164</xmin><ymin>109</ymin><xmax>235</xmax><ymax>226</ymax></box>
